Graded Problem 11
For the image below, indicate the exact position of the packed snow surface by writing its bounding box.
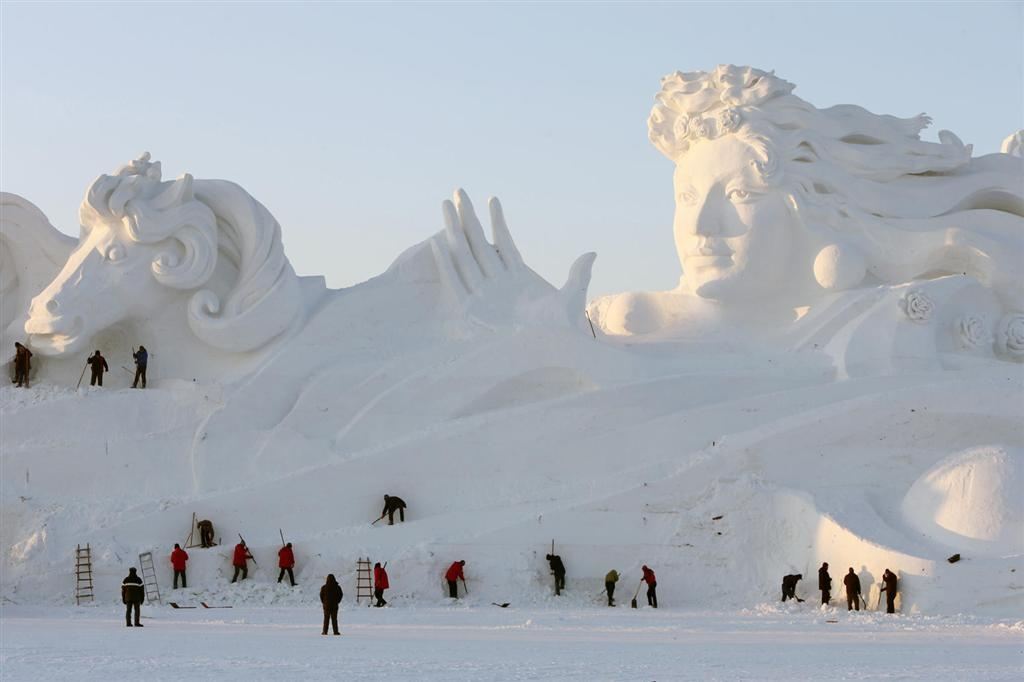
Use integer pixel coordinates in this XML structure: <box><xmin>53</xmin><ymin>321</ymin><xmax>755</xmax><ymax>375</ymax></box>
<box><xmin>2</xmin><ymin>605</ymin><xmax>1022</xmax><ymax>682</ymax></box>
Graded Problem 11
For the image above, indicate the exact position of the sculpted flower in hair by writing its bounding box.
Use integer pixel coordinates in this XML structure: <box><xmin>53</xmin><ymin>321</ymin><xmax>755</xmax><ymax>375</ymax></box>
<box><xmin>954</xmin><ymin>315</ymin><xmax>987</xmax><ymax>350</ymax></box>
<box><xmin>994</xmin><ymin>314</ymin><xmax>1024</xmax><ymax>360</ymax></box>
<box><xmin>901</xmin><ymin>290</ymin><xmax>935</xmax><ymax>323</ymax></box>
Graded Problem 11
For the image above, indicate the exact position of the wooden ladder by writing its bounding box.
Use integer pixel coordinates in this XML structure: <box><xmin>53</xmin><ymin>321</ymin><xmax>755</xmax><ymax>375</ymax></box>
<box><xmin>356</xmin><ymin>558</ymin><xmax>373</xmax><ymax>605</ymax></box>
<box><xmin>138</xmin><ymin>552</ymin><xmax>161</xmax><ymax>604</ymax></box>
<box><xmin>74</xmin><ymin>544</ymin><xmax>94</xmax><ymax>605</ymax></box>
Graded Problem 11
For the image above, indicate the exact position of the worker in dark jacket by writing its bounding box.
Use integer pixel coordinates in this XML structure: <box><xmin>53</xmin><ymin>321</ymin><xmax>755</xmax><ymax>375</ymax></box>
<box><xmin>546</xmin><ymin>553</ymin><xmax>566</xmax><ymax>595</ymax></box>
<box><xmin>170</xmin><ymin>544</ymin><xmax>189</xmax><ymax>589</ymax></box>
<box><xmin>843</xmin><ymin>567</ymin><xmax>861</xmax><ymax>611</ymax></box>
<box><xmin>13</xmin><ymin>342</ymin><xmax>32</xmax><ymax>388</ymax></box>
<box><xmin>642</xmin><ymin>565</ymin><xmax>658</xmax><ymax>608</ymax></box>
<box><xmin>320</xmin><ymin>574</ymin><xmax>343</xmax><ymax>635</ymax></box>
<box><xmin>278</xmin><ymin>542</ymin><xmax>296</xmax><ymax>586</ymax></box>
<box><xmin>373</xmin><ymin>562</ymin><xmax>389</xmax><ymax>607</ymax></box>
<box><xmin>880</xmin><ymin>569</ymin><xmax>898</xmax><ymax>614</ymax></box>
<box><xmin>122</xmin><ymin>567</ymin><xmax>145</xmax><ymax>627</ymax></box>
<box><xmin>445</xmin><ymin>560</ymin><xmax>465</xmax><ymax>599</ymax></box>
<box><xmin>198</xmin><ymin>519</ymin><xmax>215</xmax><ymax>548</ymax></box>
<box><xmin>132</xmin><ymin>345</ymin><xmax>148</xmax><ymax>388</ymax></box>
<box><xmin>380</xmin><ymin>494</ymin><xmax>407</xmax><ymax>525</ymax></box>
<box><xmin>231</xmin><ymin>541</ymin><xmax>252</xmax><ymax>583</ymax></box>
<box><xmin>781</xmin><ymin>573</ymin><xmax>803</xmax><ymax>602</ymax></box>
<box><xmin>605</xmin><ymin>569</ymin><xmax>619</xmax><ymax>606</ymax></box>
<box><xmin>818</xmin><ymin>562</ymin><xmax>832</xmax><ymax>605</ymax></box>
<box><xmin>87</xmin><ymin>350</ymin><xmax>108</xmax><ymax>386</ymax></box>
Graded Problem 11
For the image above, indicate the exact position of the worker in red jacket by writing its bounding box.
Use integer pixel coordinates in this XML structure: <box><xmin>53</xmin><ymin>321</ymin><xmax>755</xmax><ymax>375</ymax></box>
<box><xmin>231</xmin><ymin>541</ymin><xmax>252</xmax><ymax>583</ymax></box>
<box><xmin>445</xmin><ymin>560</ymin><xmax>465</xmax><ymax>599</ymax></box>
<box><xmin>278</xmin><ymin>542</ymin><xmax>297</xmax><ymax>586</ymax></box>
<box><xmin>373</xmin><ymin>562</ymin><xmax>389</xmax><ymax>607</ymax></box>
<box><xmin>642</xmin><ymin>565</ymin><xmax>658</xmax><ymax>608</ymax></box>
<box><xmin>170</xmin><ymin>543</ymin><xmax>189</xmax><ymax>589</ymax></box>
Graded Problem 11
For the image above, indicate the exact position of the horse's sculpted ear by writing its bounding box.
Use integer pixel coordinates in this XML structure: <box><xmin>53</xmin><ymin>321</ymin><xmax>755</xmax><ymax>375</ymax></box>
<box><xmin>151</xmin><ymin>174</ymin><xmax>194</xmax><ymax>211</ymax></box>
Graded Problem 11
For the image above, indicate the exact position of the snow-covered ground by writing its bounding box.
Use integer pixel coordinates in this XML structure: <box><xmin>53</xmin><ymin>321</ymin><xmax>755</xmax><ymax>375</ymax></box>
<box><xmin>2</xmin><ymin>604</ymin><xmax>1022</xmax><ymax>681</ymax></box>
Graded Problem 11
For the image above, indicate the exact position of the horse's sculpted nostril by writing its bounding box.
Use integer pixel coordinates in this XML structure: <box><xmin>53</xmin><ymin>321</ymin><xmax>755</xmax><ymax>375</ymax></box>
<box><xmin>45</xmin><ymin>299</ymin><xmax>59</xmax><ymax>314</ymax></box>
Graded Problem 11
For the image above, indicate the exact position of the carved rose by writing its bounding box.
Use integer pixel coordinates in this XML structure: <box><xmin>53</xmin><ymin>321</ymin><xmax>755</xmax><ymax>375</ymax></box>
<box><xmin>718</xmin><ymin>107</ymin><xmax>741</xmax><ymax>133</ymax></box>
<box><xmin>692</xmin><ymin>117</ymin><xmax>716</xmax><ymax>139</ymax></box>
<box><xmin>900</xmin><ymin>290</ymin><xmax>934</xmax><ymax>323</ymax></box>
<box><xmin>953</xmin><ymin>315</ymin><xmax>987</xmax><ymax>350</ymax></box>
<box><xmin>994</xmin><ymin>313</ymin><xmax>1024</xmax><ymax>360</ymax></box>
<box><xmin>673</xmin><ymin>115</ymin><xmax>691</xmax><ymax>141</ymax></box>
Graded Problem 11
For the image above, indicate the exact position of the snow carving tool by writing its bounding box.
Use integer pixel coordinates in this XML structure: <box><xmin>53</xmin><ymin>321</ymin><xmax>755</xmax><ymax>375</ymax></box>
<box><xmin>631</xmin><ymin>580</ymin><xmax>642</xmax><ymax>609</ymax></box>
<box><xmin>491</xmin><ymin>602</ymin><xmax>510</xmax><ymax>608</ymax></box>
<box><xmin>238</xmin><ymin>533</ymin><xmax>258</xmax><ymax>567</ymax></box>
<box><xmin>75</xmin><ymin>363</ymin><xmax>88</xmax><ymax>389</ymax></box>
<box><xmin>461</xmin><ymin>577</ymin><xmax>468</xmax><ymax>595</ymax></box>
<box><xmin>200</xmin><ymin>602</ymin><xmax>233</xmax><ymax>609</ymax></box>
<box><xmin>371</xmin><ymin>514</ymin><xmax>386</xmax><ymax>526</ymax></box>
<box><xmin>168</xmin><ymin>602</ymin><xmax>196</xmax><ymax>609</ymax></box>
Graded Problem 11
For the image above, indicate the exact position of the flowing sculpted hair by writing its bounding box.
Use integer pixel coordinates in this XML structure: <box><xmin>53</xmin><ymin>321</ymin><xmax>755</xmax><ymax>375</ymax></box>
<box><xmin>79</xmin><ymin>153</ymin><xmax>303</xmax><ymax>351</ymax></box>
<box><xmin>649</xmin><ymin>66</ymin><xmax>1024</xmax><ymax>305</ymax></box>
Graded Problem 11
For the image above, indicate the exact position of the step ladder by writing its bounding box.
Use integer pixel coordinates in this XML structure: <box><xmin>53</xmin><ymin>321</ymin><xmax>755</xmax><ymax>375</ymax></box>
<box><xmin>356</xmin><ymin>558</ymin><xmax>373</xmax><ymax>605</ymax></box>
<box><xmin>138</xmin><ymin>552</ymin><xmax>161</xmax><ymax>605</ymax></box>
<box><xmin>74</xmin><ymin>544</ymin><xmax>94</xmax><ymax>605</ymax></box>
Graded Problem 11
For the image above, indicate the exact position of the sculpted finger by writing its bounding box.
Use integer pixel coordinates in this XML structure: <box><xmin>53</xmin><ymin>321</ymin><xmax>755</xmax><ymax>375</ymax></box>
<box><xmin>443</xmin><ymin>195</ymin><xmax>483</xmax><ymax>291</ymax></box>
<box><xmin>454</xmin><ymin>189</ymin><xmax>502</xmax><ymax>278</ymax></box>
<box><xmin>488</xmin><ymin>197</ymin><xmax>523</xmax><ymax>270</ymax></box>
<box><xmin>430</xmin><ymin>234</ymin><xmax>468</xmax><ymax>302</ymax></box>
<box><xmin>559</xmin><ymin>251</ymin><xmax>597</xmax><ymax>321</ymax></box>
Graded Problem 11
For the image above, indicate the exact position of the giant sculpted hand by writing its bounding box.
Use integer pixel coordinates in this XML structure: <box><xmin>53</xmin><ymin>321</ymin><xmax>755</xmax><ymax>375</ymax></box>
<box><xmin>429</xmin><ymin>189</ymin><xmax>596</xmax><ymax>331</ymax></box>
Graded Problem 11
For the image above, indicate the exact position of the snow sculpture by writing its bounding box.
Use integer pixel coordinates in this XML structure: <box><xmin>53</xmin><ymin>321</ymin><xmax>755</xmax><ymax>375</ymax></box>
<box><xmin>25</xmin><ymin>153</ymin><xmax>316</xmax><ymax>357</ymax></box>
<box><xmin>0</xmin><ymin>193</ymin><xmax>75</xmax><ymax>344</ymax></box>
<box><xmin>590</xmin><ymin>65</ymin><xmax>1024</xmax><ymax>369</ymax></box>
<box><xmin>424</xmin><ymin>188</ymin><xmax>596</xmax><ymax>329</ymax></box>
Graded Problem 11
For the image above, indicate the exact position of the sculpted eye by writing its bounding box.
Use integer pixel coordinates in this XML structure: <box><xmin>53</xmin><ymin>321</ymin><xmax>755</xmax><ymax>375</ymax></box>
<box><xmin>727</xmin><ymin>188</ymin><xmax>759</xmax><ymax>203</ymax></box>
<box><xmin>104</xmin><ymin>244</ymin><xmax>126</xmax><ymax>262</ymax></box>
<box><xmin>679</xmin><ymin>190</ymin><xmax>698</xmax><ymax>205</ymax></box>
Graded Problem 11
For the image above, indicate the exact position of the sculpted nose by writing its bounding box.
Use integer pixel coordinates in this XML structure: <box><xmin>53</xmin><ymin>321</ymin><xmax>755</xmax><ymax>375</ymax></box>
<box><xmin>45</xmin><ymin>299</ymin><xmax>60</xmax><ymax>314</ymax></box>
<box><xmin>694</xmin><ymin>199</ymin><xmax>720</xmax><ymax>237</ymax></box>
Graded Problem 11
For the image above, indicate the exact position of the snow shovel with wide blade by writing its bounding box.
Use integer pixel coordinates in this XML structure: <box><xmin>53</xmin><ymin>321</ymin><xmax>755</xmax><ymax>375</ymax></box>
<box><xmin>631</xmin><ymin>580</ymin><xmax>643</xmax><ymax>609</ymax></box>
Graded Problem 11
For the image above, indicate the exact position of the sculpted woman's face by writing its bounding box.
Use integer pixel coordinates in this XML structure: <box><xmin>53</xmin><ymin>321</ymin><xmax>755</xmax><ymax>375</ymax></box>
<box><xmin>673</xmin><ymin>135</ymin><xmax>795</xmax><ymax>302</ymax></box>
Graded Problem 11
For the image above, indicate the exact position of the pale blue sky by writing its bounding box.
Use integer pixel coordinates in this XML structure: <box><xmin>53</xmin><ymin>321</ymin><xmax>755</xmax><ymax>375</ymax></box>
<box><xmin>2</xmin><ymin>1</ymin><xmax>1022</xmax><ymax>297</ymax></box>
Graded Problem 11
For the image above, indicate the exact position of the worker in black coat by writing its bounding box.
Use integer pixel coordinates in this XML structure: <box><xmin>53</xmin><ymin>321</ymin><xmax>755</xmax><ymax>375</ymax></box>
<box><xmin>843</xmin><ymin>567</ymin><xmax>861</xmax><ymax>611</ymax></box>
<box><xmin>546</xmin><ymin>553</ymin><xmax>566</xmax><ymax>595</ymax></box>
<box><xmin>880</xmin><ymin>569</ymin><xmax>898</xmax><ymax>614</ymax></box>
<box><xmin>87</xmin><ymin>350</ymin><xmax>109</xmax><ymax>386</ymax></box>
<box><xmin>381</xmin><ymin>495</ymin><xmax>407</xmax><ymax>525</ymax></box>
<box><xmin>320</xmin><ymin>574</ymin><xmax>343</xmax><ymax>635</ymax></box>
<box><xmin>781</xmin><ymin>573</ymin><xmax>803</xmax><ymax>602</ymax></box>
<box><xmin>122</xmin><ymin>567</ymin><xmax>145</xmax><ymax>627</ymax></box>
<box><xmin>818</xmin><ymin>562</ymin><xmax>832</xmax><ymax>605</ymax></box>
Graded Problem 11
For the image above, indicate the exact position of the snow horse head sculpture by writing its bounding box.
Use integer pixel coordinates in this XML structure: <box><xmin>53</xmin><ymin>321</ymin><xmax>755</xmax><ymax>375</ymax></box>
<box><xmin>26</xmin><ymin>153</ymin><xmax>304</xmax><ymax>356</ymax></box>
<box><xmin>648</xmin><ymin>65</ymin><xmax>1024</xmax><ymax>307</ymax></box>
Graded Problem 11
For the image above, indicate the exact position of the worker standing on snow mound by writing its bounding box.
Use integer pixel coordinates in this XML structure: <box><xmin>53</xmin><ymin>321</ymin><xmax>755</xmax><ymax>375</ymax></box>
<box><xmin>320</xmin><ymin>574</ymin><xmax>343</xmax><ymax>635</ymax></box>
<box><xmin>198</xmin><ymin>519</ymin><xmax>215</xmax><ymax>548</ymax></box>
<box><xmin>546</xmin><ymin>553</ymin><xmax>566</xmax><ymax>595</ymax></box>
<box><xmin>131</xmin><ymin>345</ymin><xmax>148</xmax><ymax>389</ymax></box>
<box><xmin>818</xmin><ymin>562</ymin><xmax>832</xmax><ymax>605</ymax></box>
<box><xmin>170</xmin><ymin>544</ymin><xmax>189</xmax><ymax>589</ymax></box>
<box><xmin>843</xmin><ymin>568</ymin><xmax>862</xmax><ymax>611</ymax></box>
<box><xmin>605</xmin><ymin>569</ymin><xmax>619</xmax><ymax>606</ymax></box>
<box><xmin>880</xmin><ymin>569</ymin><xmax>898</xmax><ymax>614</ymax></box>
<box><xmin>122</xmin><ymin>567</ymin><xmax>145</xmax><ymax>627</ymax></box>
<box><xmin>445</xmin><ymin>560</ymin><xmax>465</xmax><ymax>599</ymax></box>
<box><xmin>86</xmin><ymin>350</ymin><xmax>108</xmax><ymax>387</ymax></box>
<box><xmin>381</xmin><ymin>494</ymin><xmax>407</xmax><ymax>525</ymax></box>
<box><xmin>13</xmin><ymin>342</ymin><xmax>32</xmax><ymax>388</ymax></box>
<box><xmin>373</xmin><ymin>562</ymin><xmax>389</xmax><ymax>607</ymax></box>
<box><xmin>781</xmin><ymin>574</ymin><xmax>803</xmax><ymax>602</ymax></box>
<box><xmin>278</xmin><ymin>542</ymin><xmax>297</xmax><ymax>586</ymax></box>
<box><xmin>231</xmin><ymin>540</ymin><xmax>253</xmax><ymax>583</ymax></box>
<box><xmin>642</xmin><ymin>565</ymin><xmax>658</xmax><ymax>608</ymax></box>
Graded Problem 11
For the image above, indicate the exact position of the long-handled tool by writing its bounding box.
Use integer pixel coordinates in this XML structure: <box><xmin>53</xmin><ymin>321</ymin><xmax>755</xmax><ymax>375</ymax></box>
<box><xmin>238</xmin><ymin>533</ymin><xmax>258</xmax><ymax>567</ymax></box>
<box><xmin>279</xmin><ymin>528</ymin><xmax>286</xmax><ymax>546</ymax></box>
<box><xmin>200</xmin><ymin>602</ymin><xmax>232</xmax><ymax>609</ymax></box>
<box><xmin>371</xmin><ymin>514</ymin><xmax>386</xmax><ymax>526</ymax></box>
<box><xmin>491</xmin><ymin>602</ymin><xmax>510</xmax><ymax>608</ymax></box>
<box><xmin>168</xmin><ymin>602</ymin><xmax>197</xmax><ymax>609</ymax></box>
<box><xmin>461</xmin><ymin>577</ymin><xmax>468</xmax><ymax>595</ymax></box>
<box><xmin>631</xmin><ymin>580</ymin><xmax>643</xmax><ymax>609</ymax></box>
<box><xmin>76</xmin><ymin>363</ymin><xmax>88</xmax><ymax>389</ymax></box>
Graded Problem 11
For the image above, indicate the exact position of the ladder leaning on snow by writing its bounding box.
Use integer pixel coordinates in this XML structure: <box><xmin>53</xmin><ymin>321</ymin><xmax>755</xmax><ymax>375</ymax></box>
<box><xmin>74</xmin><ymin>544</ymin><xmax>94</xmax><ymax>605</ymax></box>
<box><xmin>356</xmin><ymin>558</ymin><xmax>373</xmax><ymax>605</ymax></box>
<box><xmin>138</xmin><ymin>552</ymin><xmax>161</xmax><ymax>605</ymax></box>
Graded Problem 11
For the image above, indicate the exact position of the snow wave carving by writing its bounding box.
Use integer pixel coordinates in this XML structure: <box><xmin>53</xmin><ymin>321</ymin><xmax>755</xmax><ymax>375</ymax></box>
<box><xmin>25</xmin><ymin>153</ymin><xmax>309</xmax><ymax>355</ymax></box>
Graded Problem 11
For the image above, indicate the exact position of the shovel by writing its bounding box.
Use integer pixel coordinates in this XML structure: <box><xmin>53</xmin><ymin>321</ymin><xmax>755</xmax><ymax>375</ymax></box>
<box><xmin>631</xmin><ymin>580</ymin><xmax>643</xmax><ymax>609</ymax></box>
<box><xmin>491</xmin><ymin>602</ymin><xmax>510</xmax><ymax>608</ymax></box>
